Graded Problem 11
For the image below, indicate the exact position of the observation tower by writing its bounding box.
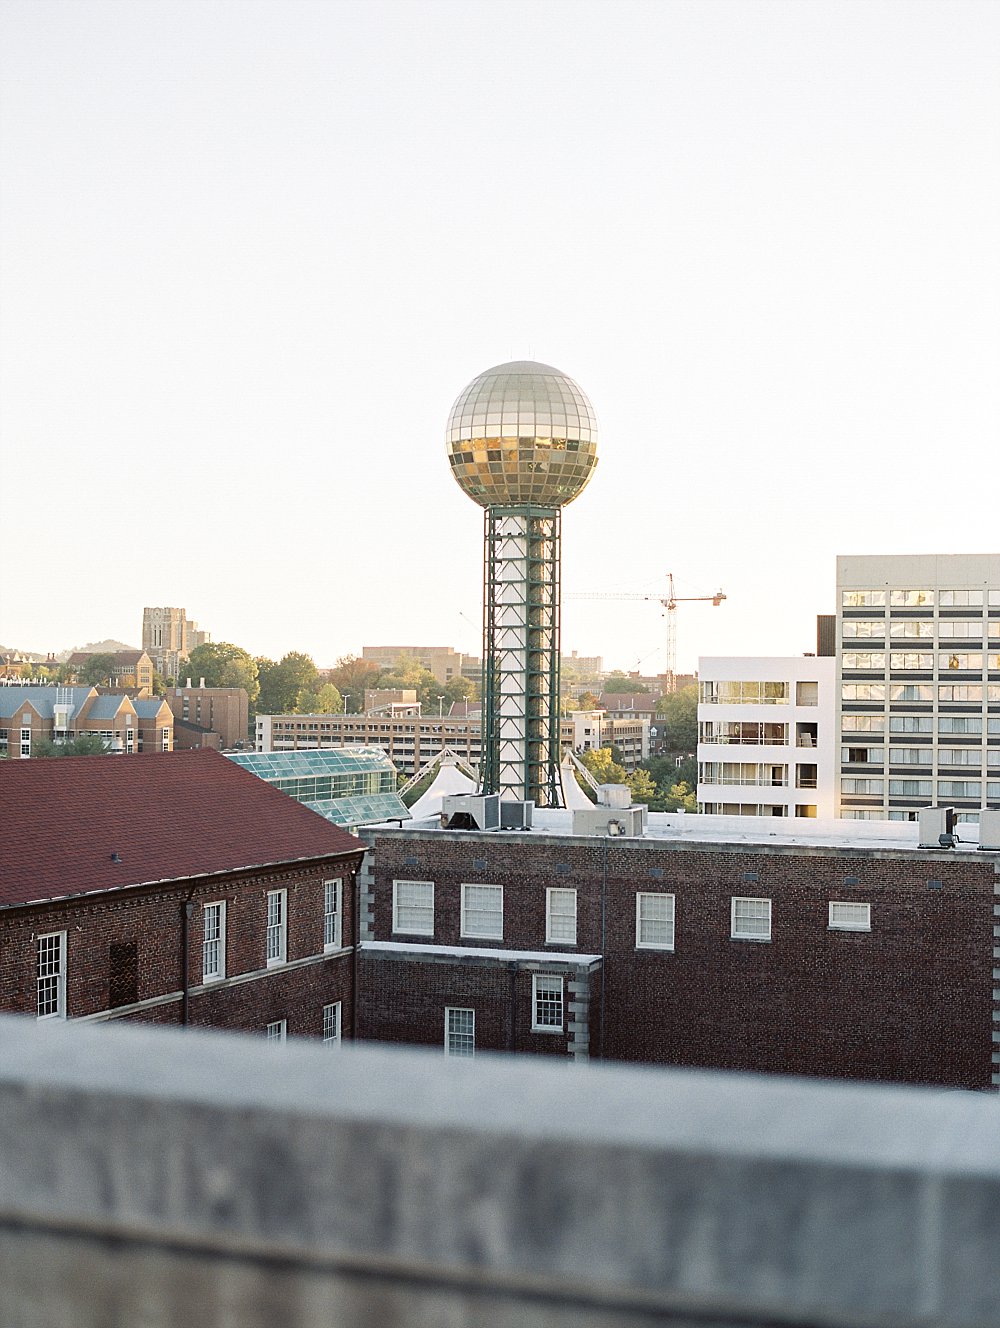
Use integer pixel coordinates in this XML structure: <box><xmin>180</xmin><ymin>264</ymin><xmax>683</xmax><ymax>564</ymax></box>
<box><xmin>446</xmin><ymin>361</ymin><xmax>598</xmax><ymax>807</ymax></box>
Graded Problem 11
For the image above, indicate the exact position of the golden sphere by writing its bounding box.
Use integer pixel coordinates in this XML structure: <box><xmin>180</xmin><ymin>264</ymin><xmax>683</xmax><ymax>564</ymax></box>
<box><xmin>445</xmin><ymin>360</ymin><xmax>598</xmax><ymax>508</ymax></box>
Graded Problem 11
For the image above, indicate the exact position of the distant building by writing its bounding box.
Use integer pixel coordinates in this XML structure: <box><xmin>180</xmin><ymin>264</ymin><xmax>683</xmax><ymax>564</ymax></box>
<box><xmin>142</xmin><ymin>607</ymin><xmax>208</xmax><ymax>681</ymax></box>
<box><xmin>697</xmin><ymin>656</ymin><xmax>837</xmax><ymax>818</ymax></box>
<box><xmin>165</xmin><ymin>685</ymin><xmax>249</xmax><ymax>750</ymax></box>
<box><xmin>561</xmin><ymin>651</ymin><xmax>603</xmax><ymax>681</ymax></box>
<box><xmin>361</xmin><ymin>645</ymin><xmax>470</xmax><ymax>686</ymax></box>
<box><xmin>0</xmin><ymin>749</ymin><xmax>363</xmax><ymax>1036</ymax></box>
<box><xmin>256</xmin><ymin>708</ymin><xmax>482</xmax><ymax>776</ymax></box>
<box><xmin>561</xmin><ymin>710</ymin><xmax>649</xmax><ymax>770</ymax></box>
<box><xmin>65</xmin><ymin>650</ymin><xmax>155</xmax><ymax>697</ymax></box>
<box><xmin>836</xmin><ymin>554</ymin><xmax>1000</xmax><ymax>821</ymax></box>
<box><xmin>0</xmin><ymin>685</ymin><xmax>173</xmax><ymax>757</ymax></box>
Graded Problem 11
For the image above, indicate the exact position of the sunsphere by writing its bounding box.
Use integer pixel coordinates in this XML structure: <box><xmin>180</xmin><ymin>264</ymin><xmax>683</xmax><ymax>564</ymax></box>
<box><xmin>445</xmin><ymin>360</ymin><xmax>598</xmax><ymax>508</ymax></box>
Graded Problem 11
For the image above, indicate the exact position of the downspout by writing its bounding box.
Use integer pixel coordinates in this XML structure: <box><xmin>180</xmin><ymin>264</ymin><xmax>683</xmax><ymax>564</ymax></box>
<box><xmin>599</xmin><ymin>834</ymin><xmax>608</xmax><ymax>1060</ymax></box>
<box><xmin>181</xmin><ymin>896</ymin><xmax>195</xmax><ymax>1026</ymax></box>
<box><xmin>507</xmin><ymin>961</ymin><xmax>518</xmax><ymax>1052</ymax></box>
<box><xmin>351</xmin><ymin>861</ymin><xmax>360</xmax><ymax>1041</ymax></box>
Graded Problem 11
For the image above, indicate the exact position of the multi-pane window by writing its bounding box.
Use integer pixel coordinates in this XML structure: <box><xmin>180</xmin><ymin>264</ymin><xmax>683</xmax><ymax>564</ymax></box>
<box><xmin>940</xmin><ymin>620</ymin><xmax>990</xmax><ymax>639</ymax></box>
<box><xmin>323</xmin><ymin>879</ymin><xmax>343</xmax><ymax>951</ymax></box>
<box><xmin>699</xmin><ymin>681</ymin><xmax>789</xmax><ymax>704</ymax></box>
<box><xmin>841</xmin><ymin>652</ymin><xmax>886</xmax><ymax>670</ymax></box>
<box><xmin>266</xmin><ymin>889</ymin><xmax>287</xmax><ymax>965</ymax></box>
<box><xmin>889</xmin><ymin>683</ymin><xmax>933</xmax><ymax>703</ymax></box>
<box><xmin>203</xmin><ymin>902</ymin><xmax>226</xmax><ymax>981</ymax></box>
<box><xmin>938</xmin><ymin>748</ymin><xmax>983</xmax><ymax>767</ymax></box>
<box><xmin>842</xmin><ymin>590</ymin><xmax>886</xmax><ymax>608</ymax></box>
<box><xmin>888</xmin><ymin>779</ymin><xmax>932</xmax><ymax>796</ymax></box>
<box><xmin>889</xmin><ymin>747</ymin><xmax>931</xmax><ymax>765</ymax></box>
<box><xmin>731</xmin><ymin>897</ymin><xmax>772</xmax><ymax>941</ymax></box>
<box><xmin>323</xmin><ymin>1002</ymin><xmax>342</xmax><ymax>1045</ymax></box>
<box><xmin>939</xmin><ymin>652</ymin><xmax>983</xmax><ymax>671</ymax></box>
<box><xmin>266</xmin><ymin>1020</ymin><xmax>286</xmax><ymax>1043</ymax></box>
<box><xmin>161</xmin><ymin>727</ymin><xmax>170</xmax><ymax>750</ymax></box>
<box><xmin>889</xmin><ymin>620</ymin><xmax>934</xmax><ymax>638</ymax></box>
<box><xmin>841</xmin><ymin>620</ymin><xmax>885</xmax><ymax>639</ymax></box>
<box><xmin>840</xmin><ymin>778</ymin><xmax>884</xmax><ymax>795</ymax></box>
<box><xmin>461</xmin><ymin>884</ymin><xmax>503</xmax><ymax>939</ymax></box>
<box><xmin>444</xmin><ymin>1007</ymin><xmax>475</xmax><ymax>1057</ymax></box>
<box><xmin>938</xmin><ymin>716</ymin><xmax>982</xmax><ymax>734</ymax></box>
<box><xmin>889</xmin><ymin>652</ymin><xmax>934</xmax><ymax>670</ymax></box>
<box><xmin>938</xmin><ymin>684</ymin><xmax>983</xmax><ymax>702</ymax></box>
<box><xmin>546</xmin><ymin>888</ymin><xmax>577</xmax><ymax>944</ymax></box>
<box><xmin>890</xmin><ymin>589</ymin><xmax>933</xmax><ymax>607</ymax></box>
<box><xmin>20</xmin><ymin>728</ymin><xmax>31</xmax><ymax>758</ymax></box>
<box><xmin>532</xmin><ymin>974</ymin><xmax>564</xmax><ymax>1031</ymax></box>
<box><xmin>392</xmin><ymin>880</ymin><xmax>434</xmax><ymax>935</ymax></box>
<box><xmin>841</xmin><ymin>714</ymin><xmax>885</xmax><ymax>733</ymax></box>
<box><xmin>37</xmin><ymin>932</ymin><xmax>67</xmax><ymax>1018</ymax></box>
<box><xmin>889</xmin><ymin>716</ymin><xmax>933</xmax><ymax>734</ymax></box>
<box><xmin>939</xmin><ymin>589</ymin><xmax>984</xmax><ymax>607</ymax></box>
<box><xmin>937</xmin><ymin>780</ymin><xmax>982</xmax><ymax>798</ymax></box>
<box><xmin>635</xmin><ymin>893</ymin><xmax>675</xmax><ymax>950</ymax></box>
<box><xmin>829</xmin><ymin>901</ymin><xmax>871</xmax><ymax>931</ymax></box>
<box><xmin>841</xmin><ymin>684</ymin><xmax>885</xmax><ymax>702</ymax></box>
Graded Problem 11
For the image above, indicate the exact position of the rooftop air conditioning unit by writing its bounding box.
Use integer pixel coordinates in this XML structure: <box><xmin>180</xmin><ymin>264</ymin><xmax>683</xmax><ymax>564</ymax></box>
<box><xmin>500</xmin><ymin>800</ymin><xmax>534</xmax><ymax>830</ymax></box>
<box><xmin>978</xmin><ymin>809</ymin><xmax>1000</xmax><ymax>851</ymax></box>
<box><xmin>597</xmin><ymin>783</ymin><xmax>631</xmax><ymax>809</ymax></box>
<box><xmin>441</xmin><ymin>793</ymin><xmax>501</xmax><ymax>832</ymax></box>
<box><xmin>918</xmin><ymin>806</ymin><xmax>955</xmax><ymax>848</ymax></box>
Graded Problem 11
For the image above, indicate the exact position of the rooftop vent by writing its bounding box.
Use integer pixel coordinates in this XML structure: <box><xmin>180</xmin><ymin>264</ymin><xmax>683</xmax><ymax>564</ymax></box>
<box><xmin>918</xmin><ymin>806</ymin><xmax>955</xmax><ymax>848</ymax></box>
<box><xmin>441</xmin><ymin>793</ymin><xmax>500</xmax><ymax>832</ymax></box>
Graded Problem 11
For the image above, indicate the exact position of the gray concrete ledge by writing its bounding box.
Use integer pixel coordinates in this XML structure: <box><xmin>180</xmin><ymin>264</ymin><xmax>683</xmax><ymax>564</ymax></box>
<box><xmin>1</xmin><ymin>1016</ymin><xmax>999</xmax><ymax>1327</ymax></box>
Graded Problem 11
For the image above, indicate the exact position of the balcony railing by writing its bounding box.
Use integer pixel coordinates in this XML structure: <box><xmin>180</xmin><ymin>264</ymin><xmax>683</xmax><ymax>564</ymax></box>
<box><xmin>1</xmin><ymin>1015</ymin><xmax>998</xmax><ymax>1327</ymax></box>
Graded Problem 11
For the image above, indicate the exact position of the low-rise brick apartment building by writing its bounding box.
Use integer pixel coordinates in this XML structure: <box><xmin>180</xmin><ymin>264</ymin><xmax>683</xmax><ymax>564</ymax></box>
<box><xmin>357</xmin><ymin>805</ymin><xmax>1000</xmax><ymax>1089</ymax></box>
<box><xmin>0</xmin><ymin>750</ymin><xmax>364</xmax><ymax>1039</ymax></box>
<box><xmin>0</xmin><ymin>685</ymin><xmax>173</xmax><ymax>756</ymax></box>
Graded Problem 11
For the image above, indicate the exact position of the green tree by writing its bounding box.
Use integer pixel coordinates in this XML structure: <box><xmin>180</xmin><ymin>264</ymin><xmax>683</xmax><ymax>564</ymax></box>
<box><xmin>578</xmin><ymin>746</ymin><xmax>628</xmax><ymax>786</ymax></box>
<box><xmin>627</xmin><ymin>767</ymin><xmax>657</xmax><ymax>804</ymax></box>
<box><xmin>294</xmin><ymin>682</ymin><xmax>343</xmax><ymax>714</ymax></box>
<box><xmin>442</xmin><ymin>675</ymin><xmax>476</xmax><ymax>706</ymax></box>
<box><xmin>185</xmin><ymin>643</ymin><xmax>260</xmax><ymax>704</ymax></box>
<box><xmin>78</xmin><ymin>652</ymin><xmax>116</xmax><ymax>686</ymax></box>
<box><xmin>655</xmin><ymin>684</ymin><xmax>698</xmax><ymax>753</ymax></box>
<box><xmin>32</xmin><ymin>734</ymin><xmax>111</xmax><ymax>758</ymax></box>
<box><xmin>602</xmin><ymin>672</ymin><xmax>648</xmax><ymax>694</ymax></box>
<box><xmin>661</xmin><ymin>779</ymin><xmax>698</xmax><ymax>813</ymax></box>
<box><xmin>326</xmin><ymin>654</ymin><xmax>381</xmax><ymax>701</ymax></box>
<box><xmin>577</xmin><ymin>690</ymin><xmax>601</xmax><ymax>710</ymax></box>
<box><xmin>258</xmin><ymin>652</ymin><xmax>318</xmax><ymax>714</ymax></box>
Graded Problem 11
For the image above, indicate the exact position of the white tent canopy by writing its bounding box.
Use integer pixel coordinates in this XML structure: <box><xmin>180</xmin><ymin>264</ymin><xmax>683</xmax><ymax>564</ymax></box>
<box><xmin>408</xmin><ymin>758</ymin><xmax>477</xmax><ymax>819</ymax></box>
<box><xmin>560</xmin><ymin>752</ymin><xmax>595</xmax><ymax>810</ymax></box>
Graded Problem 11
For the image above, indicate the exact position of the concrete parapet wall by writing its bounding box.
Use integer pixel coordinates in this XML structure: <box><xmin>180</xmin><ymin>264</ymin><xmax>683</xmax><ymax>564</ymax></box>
<box><xmin>1</xmin><ymin>1014</ymin><xmax>999</xmax><ymax>1327</ymax></box>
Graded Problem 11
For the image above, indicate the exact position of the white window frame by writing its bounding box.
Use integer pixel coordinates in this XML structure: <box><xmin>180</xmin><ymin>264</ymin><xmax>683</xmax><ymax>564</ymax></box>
<box><xmin>323</xmin><ymin>1001</ymin><xmax>342</xmax><ymax>1045</ymax></box>
<box><xmin>731</xmin><ymin>896</ymin><xmax>772</xmax><ymax>942</ymax></box>
<box><xmin>202</xmin><ymin>901</ymin><xmax>226</xmax><ymax>982</ymax></box>
<box><xmin>828</xmin><ymin>901</ymin><xmax>871</xmax><ymax>932</ymax></box>
<box><xmin>266</xmin><ymin>888</ymin><xmax>287</xmax><ymax>966</ymax></box>
<box><xmin>266</xmin><ymin>1019</ymin><xmax>286</xmax><ymax>1043</ymax></box>
<box><xmin>460</xmin><ymin>883</ymin><xmax>503</xmax><ymax>939</ymax></box>
<box><xmin>444</xmin><ymin>1006</ymin><xmax>475</xmax><ymax>1057</ymax></box>
<box><xmin>545</xmin><ymin>887</ymin><xmax>577</xmax><ymax>945</ymax></box>
<box><xmin>635</xmin><ymin>892</ymin><xmax>675</xmax><ymax>950</ymax></box>
<box><xmin>323</xmin><ymin>879</ymin><xmax>343</xmax><ymax>952</ymax></box>
<box><xmin>36</xmin><ymin>931</ymin><xmax>67</xmax><ymax>1019</ymax></box>
<box><xmin>392</xmin><ymin>879</ymin><xmax>434</xmax><ymax>936</ymax></box>
<box><xmin>532</xmin><ymin>973</ymin><xmax>564</xmax><ymax>1032</ymax></box>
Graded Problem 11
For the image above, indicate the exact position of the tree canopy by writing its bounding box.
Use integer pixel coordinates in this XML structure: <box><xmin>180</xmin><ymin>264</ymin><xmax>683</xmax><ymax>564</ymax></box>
<box><xmin>294</xmin><ymin>682</ymin><xmax>343</xmax><ymax>715</ymax></box>
<box><xmin>184</xmin><ymin>643</ymin><xmax>260</xmax><ymax>704</ymax></box>
<box><xmin>257</xmin><ymin>652</ymin><xmax>318</xmax><ymax>715</ymax></box>
<box><xmin>77</xmin><ymin>653</ymin><xmax>116</xmax><ymax>686</ymax></box>
<box><xmin>32</xmin><ymin>735</ymin><xmax>111</xmax><ymax>758</ymax></box>
<box><xmin>655</xmin><ymin>684</ymin><xmax>698</xmax><ymax>753</ymax></box>
<box><xmin>601</xmin><ymin>672</ymin><xmax>648</xmax><ymax>694</ymax></box>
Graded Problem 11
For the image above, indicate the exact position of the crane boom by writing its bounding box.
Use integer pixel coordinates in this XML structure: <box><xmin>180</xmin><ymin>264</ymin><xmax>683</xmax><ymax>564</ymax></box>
<box><xmin>566</xmin><ymin>573</ymin><xmax>726</xmax><ymax>687</ymax></box>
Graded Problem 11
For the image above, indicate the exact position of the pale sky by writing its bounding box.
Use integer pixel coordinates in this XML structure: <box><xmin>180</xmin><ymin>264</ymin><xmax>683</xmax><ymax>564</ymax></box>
<box><xmin>2</xmin><ymin>0</ymin><xmax>997</xmax><ymax>673</ymax></box>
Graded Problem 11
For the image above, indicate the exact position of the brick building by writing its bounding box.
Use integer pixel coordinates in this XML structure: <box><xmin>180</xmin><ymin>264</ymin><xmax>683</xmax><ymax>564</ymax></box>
<box><xmin>0</xmin><ymin>685</ymin><xmax>173</xmax><ymax>756</ymax></box>
<box><xmin>165</xmin><ymin>684</ymin><xmax>249</xmax><ymax>749</ymax></box>
<box><xmin>0</xmin><ymin>750</ymin><xmax>364</xmax><ymax>1039</ymax></box>
<box><xmin>357</xmin><ymin>808</ymin><xmax>999</xmax><ymax>1089</ymax></box>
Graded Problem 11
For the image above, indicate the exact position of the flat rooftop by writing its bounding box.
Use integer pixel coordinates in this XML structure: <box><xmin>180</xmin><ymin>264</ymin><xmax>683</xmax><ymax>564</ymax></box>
<box><xmin>377</xmin><ymin>806</ymin><xmax>1000</xmax><ymax>859</ymax></box>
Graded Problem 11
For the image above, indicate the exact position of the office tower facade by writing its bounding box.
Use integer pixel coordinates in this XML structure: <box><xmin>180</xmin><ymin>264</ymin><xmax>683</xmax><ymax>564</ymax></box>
<box><xmin>837</xmin><ymin>554</ymin><xmax>1000</xmax><ymax>820</ymax></box>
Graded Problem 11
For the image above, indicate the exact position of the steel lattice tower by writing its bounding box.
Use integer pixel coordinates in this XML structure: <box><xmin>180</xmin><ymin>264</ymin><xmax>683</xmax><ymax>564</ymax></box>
<box><xmin>445</xmin><ymin>362</ymin><xmax>598</xmax><ymax>807</ymax></box>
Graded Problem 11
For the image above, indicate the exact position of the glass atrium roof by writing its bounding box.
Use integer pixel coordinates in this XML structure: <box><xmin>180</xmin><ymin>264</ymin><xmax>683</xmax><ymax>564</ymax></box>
<box><xmin>227</xmin><ymin>748</ymin><xmax>410</xmax><ymax>828</ymax></box>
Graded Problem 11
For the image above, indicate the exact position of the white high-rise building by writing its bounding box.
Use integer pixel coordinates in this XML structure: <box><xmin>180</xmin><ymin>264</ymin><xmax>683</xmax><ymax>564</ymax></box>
<box><xmin>837</xmin><ymin>554</ymin><xmax>1000</xmax><ymax>821</ymax></box>
<box><xmin>697</xmin><ymin>656</ymin><xmax>836</xmax><ymax>817</ymax></box>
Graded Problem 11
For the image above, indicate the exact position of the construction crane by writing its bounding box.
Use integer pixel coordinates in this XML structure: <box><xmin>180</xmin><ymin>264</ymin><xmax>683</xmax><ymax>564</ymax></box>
<box><xmin>568</xmin><ymin>573</ymin><xmax>726</xmax><ymax>689</ymax></box>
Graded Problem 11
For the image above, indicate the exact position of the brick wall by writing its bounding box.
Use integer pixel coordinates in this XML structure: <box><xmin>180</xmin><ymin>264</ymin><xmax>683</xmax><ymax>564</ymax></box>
<box><xmin>363</xmin><ymin>830</ymin><xmax>996</xmax><ymax>1088</ymax></box>
<box><xmin>0</xmin><ymin>855</ymin><xmax>359</xmax><ymax>1039</ymax></box>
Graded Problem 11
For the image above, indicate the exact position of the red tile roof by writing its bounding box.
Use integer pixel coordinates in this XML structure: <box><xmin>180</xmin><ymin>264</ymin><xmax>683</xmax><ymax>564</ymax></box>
<box><xmin>0</xmin><ymin>749</ymin><xmax>363</xmax><ymax>908</ymax></box>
